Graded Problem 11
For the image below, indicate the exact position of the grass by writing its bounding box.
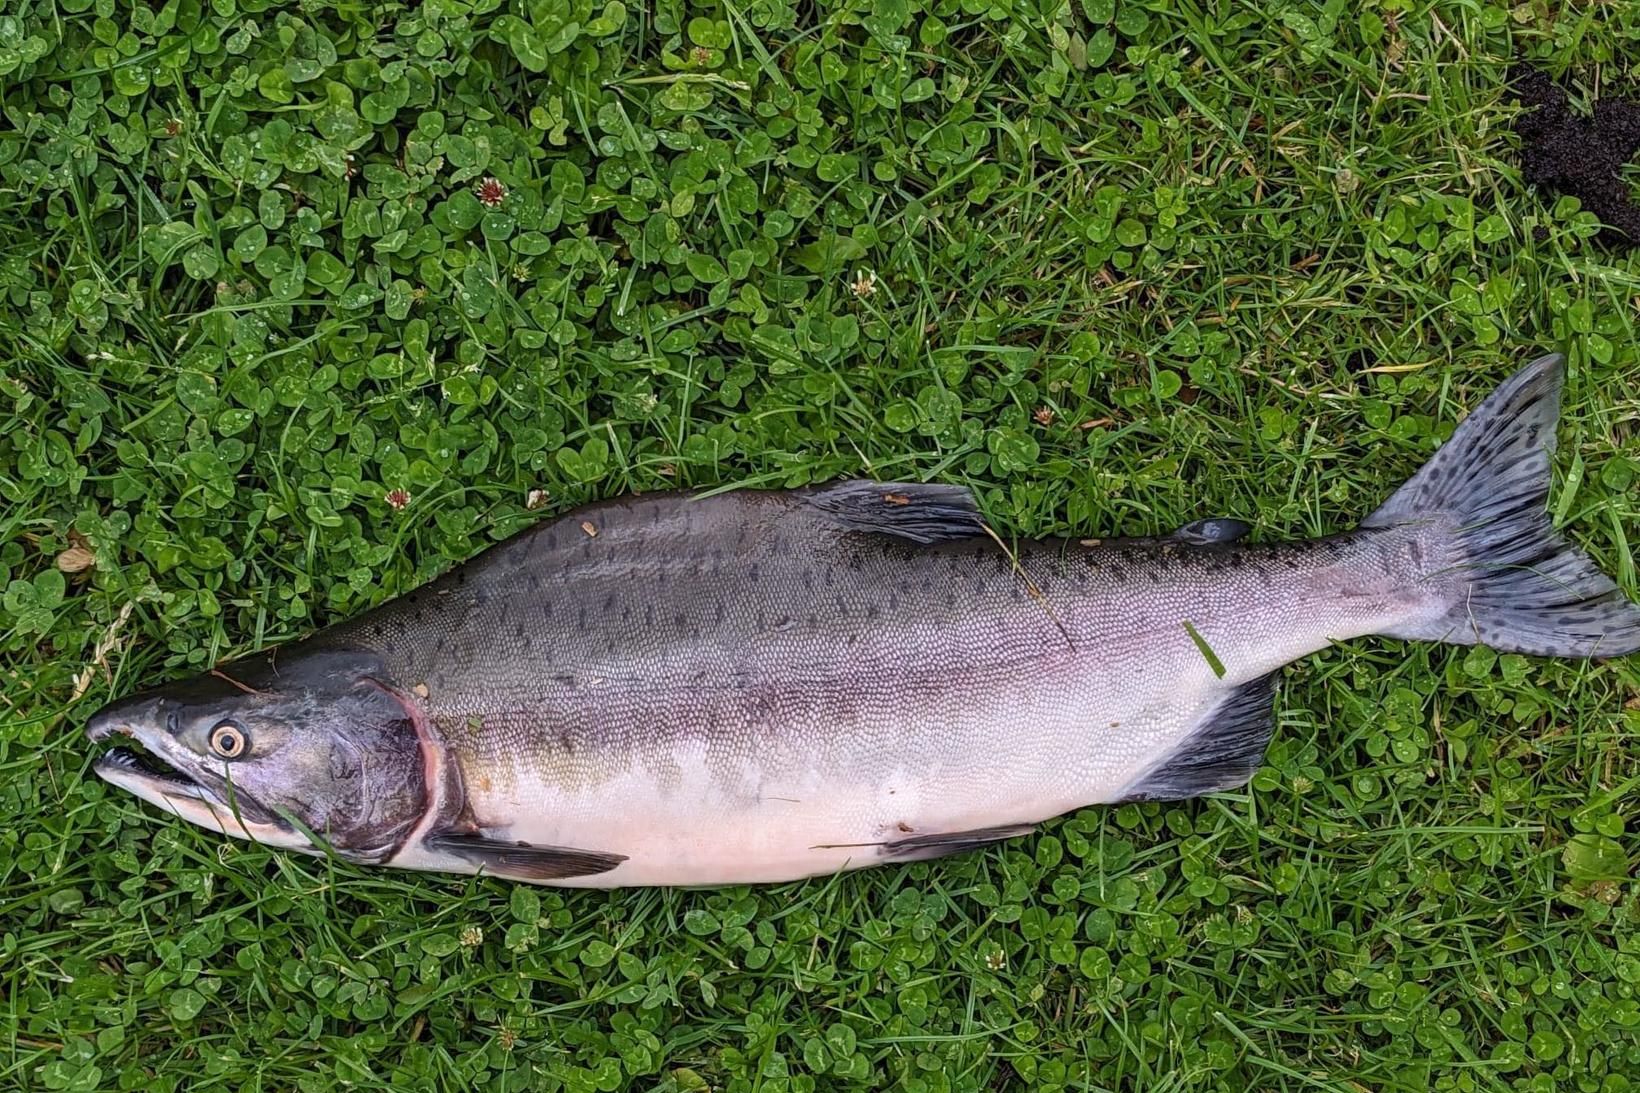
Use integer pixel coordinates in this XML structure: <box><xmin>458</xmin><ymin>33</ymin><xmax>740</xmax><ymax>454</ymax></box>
<box><xmin>3</xmin><ymin>0</ymin><xmax>1640</xmax><ymax>1090</ymax></box>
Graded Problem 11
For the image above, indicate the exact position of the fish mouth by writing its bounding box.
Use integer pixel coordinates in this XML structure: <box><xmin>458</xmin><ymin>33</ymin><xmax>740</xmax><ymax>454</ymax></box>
<box><xmin>95</xmin><ymin>745</ymin><xmax>210</xmax><ymax>793</ymax></box>
<box><xmin>89</xmin><ymin>722</ymin><xmax>298</xmax><ymax>846</ymax></box>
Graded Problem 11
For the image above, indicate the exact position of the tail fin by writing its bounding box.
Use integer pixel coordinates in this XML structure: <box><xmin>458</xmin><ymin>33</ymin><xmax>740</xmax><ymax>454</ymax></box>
<box><xmin>1368</xmin><ymin>352</ymin><xmax>1640</xmax><ymax>658</ymax></box>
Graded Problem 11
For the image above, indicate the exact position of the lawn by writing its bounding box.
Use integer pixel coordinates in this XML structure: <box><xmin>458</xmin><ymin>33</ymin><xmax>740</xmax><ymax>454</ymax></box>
<box><xmin>4</xmin><ymin>0</ymin><xmax>1640</xmax><ymax>1090</ymax></box>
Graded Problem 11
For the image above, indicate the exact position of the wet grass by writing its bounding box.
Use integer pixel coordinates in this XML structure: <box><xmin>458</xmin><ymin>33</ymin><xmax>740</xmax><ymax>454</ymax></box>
<box><xmin>3</xmin><ymin>2</ymin><xmax>1640</xmax><ymax>1091</ymax></box>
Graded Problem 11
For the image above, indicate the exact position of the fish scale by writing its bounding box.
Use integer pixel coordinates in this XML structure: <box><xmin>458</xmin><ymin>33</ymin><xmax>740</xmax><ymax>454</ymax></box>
<box><xmin>85</xmin><ymin>354</ymin><xmax>1640</xmax><ymax>887</ymax></box>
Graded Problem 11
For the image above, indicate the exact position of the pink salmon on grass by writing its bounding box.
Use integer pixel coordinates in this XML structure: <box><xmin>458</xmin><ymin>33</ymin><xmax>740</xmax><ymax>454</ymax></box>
<box><xmin>87</xmin><ymin>354</ymin><xmax>1640</xmax><ymax>886</ymax></box>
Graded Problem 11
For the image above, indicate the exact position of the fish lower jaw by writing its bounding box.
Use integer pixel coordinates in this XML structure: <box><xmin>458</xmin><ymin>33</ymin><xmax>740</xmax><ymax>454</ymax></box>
<box><xmin>95</xmin><ymin>744</ymin><xmax>204</xmax><ymax>789</ymax></box>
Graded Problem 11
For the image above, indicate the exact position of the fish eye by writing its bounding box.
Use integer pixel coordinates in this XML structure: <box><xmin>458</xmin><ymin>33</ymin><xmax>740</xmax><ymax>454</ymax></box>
<box><xmin>209</xmin><ymin>721</ymin><xmax>248</xmax><ymax>759</ymax></box>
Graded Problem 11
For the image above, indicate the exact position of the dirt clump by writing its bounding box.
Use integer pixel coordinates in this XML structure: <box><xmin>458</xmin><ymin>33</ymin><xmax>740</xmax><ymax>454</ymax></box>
<box><xmin>1510</xmin><ymin>65</ymin><xmax>1640</xmax><ymax>245</ymax></box>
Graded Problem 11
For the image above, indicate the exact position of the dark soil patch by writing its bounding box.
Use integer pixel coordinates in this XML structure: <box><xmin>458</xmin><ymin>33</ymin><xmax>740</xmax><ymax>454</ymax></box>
<box><xmin>1510</xmin><ymin>65</ymin><xmax>1640</xmax><ymax>245</ymax></box>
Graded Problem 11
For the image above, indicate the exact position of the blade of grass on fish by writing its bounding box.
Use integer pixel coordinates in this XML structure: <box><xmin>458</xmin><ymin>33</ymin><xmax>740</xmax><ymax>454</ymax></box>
<box><xmin>274</xmin><ymin>805</ymin><xmax>345</xmax><ymax>861</ymax></box>
<box><xmin>218</xmin><ymin>771</ymin><xmax>264</xmax><ymax>842</ymax></box>
<box><xmin>1183</xmin><ymin>621</ymin><xmax>1227</xmax><ymax>679</ymax></box>
<box><xmin>978</xmin><ymin>522</ymin><xmax>1076</xmax><ymax>651</ymax></box>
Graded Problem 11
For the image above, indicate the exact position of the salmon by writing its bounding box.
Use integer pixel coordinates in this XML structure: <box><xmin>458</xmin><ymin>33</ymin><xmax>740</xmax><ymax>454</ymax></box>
<box><xmin>86</xmin><ymin>353</ymin><xmax>1640</xmax><ymax>886</ymax></box>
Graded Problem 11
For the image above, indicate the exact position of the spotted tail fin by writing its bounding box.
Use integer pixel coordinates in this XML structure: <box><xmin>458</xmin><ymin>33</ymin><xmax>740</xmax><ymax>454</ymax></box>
<box><xmin>1369</xmin><ymin>353</ymin><xmax>1640</xmax><ymax>657</ymax></box>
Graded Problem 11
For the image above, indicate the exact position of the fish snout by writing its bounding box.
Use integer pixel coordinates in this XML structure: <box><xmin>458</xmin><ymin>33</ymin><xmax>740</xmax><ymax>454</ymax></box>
<box><xmin>84</xmin><ymin>694</ymin><xmax>162</xmax><ymax>743</ymax></box>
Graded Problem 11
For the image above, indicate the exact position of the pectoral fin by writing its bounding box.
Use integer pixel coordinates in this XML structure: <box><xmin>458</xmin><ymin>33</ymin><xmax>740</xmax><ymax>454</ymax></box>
<box><xmin>425</xmin><ymin>832</ymin><xmax>627</xmax><ymax>880</ymax></box>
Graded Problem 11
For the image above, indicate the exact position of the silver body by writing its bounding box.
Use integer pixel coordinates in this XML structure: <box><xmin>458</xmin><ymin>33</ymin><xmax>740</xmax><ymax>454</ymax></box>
<box><xmin>361</xmin><ymin>492</ymin><xmax>1438</xmax><ymax>886</ymax></box>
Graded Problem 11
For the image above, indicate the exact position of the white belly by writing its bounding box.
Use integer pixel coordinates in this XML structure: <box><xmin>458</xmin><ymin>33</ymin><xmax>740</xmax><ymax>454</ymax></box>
<box><xmin>391</xmin><ymin>657</ymin><xmax>1231</xmax><ymax>887</ymax></box>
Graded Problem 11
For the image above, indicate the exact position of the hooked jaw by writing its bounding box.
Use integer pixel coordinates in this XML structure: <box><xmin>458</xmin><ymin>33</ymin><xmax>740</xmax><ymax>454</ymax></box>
<box><xmin>85</xmin><ymin>698</ymin><xmax>313</xmax><ymax>853</ymax></box>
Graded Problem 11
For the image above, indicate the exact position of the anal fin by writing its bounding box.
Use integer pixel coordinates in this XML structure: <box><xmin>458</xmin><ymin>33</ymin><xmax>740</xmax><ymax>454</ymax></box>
<box><xmin>1119</xmin><ymin>671</ymin><xmax>1280</xmax><ymax>801</ymax></box>
<box><xmin>425</xmin><ymin>832</ymin><xmax>627</xmax><ymax>880</ymax></box>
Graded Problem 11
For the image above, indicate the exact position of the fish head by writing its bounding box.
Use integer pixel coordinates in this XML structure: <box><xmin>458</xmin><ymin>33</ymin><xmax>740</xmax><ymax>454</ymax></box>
<box><xmin>86</xmin><ymin>650</ymin><xmax>435</xmax><ymax>862</ymax></box>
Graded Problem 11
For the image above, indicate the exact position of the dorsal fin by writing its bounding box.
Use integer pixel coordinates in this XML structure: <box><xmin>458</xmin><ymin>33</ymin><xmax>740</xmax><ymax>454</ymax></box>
<box><xmin>801</xmin><ymin>480</ymin><xmax>987</xmax><ymax>544</ymax></box>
